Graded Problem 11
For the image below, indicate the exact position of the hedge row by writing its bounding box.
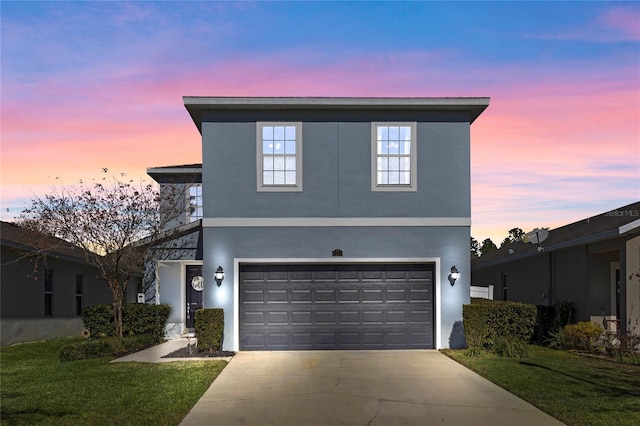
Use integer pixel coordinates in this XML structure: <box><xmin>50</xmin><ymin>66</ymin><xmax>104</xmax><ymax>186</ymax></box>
<box><xmin>463</xmin><ymin>298</ymin><xmax>537</xmax><ymax>351</ymax></box>
<box><xmin>82</xmin><ymin>303</ymin><xmax>171</xmax><ymax>340</ymax></box>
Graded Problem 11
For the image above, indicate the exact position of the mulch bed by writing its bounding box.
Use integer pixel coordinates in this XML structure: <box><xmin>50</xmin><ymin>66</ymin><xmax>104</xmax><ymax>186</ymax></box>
<box><xmin>162</xmin><ymin>344</ymin><xmax>235</xmax><ymax>358</ymax></box>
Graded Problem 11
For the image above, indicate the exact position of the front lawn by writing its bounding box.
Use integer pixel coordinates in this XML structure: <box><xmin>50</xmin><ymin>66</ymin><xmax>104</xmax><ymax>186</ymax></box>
<box><xmin>442</xmin><ymin>345</ymin><xmax>640</xmax><ymax>426</ymax></box>
<box><xmin>0</xmin><ymin>338</ymin><xmax>226</xmax><ymax>425</ymax></box>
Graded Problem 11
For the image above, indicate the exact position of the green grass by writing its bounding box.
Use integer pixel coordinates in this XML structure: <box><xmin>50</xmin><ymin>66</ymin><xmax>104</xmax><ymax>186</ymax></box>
<box><xmin>442</xmin><ymin>345</ymin><xmax>640</xmax><ymax>426</ymax></box>
<box><xmin>1</xmin><ymin>338</ymin><xmax>227</xmax><ymax>425</ymax></box>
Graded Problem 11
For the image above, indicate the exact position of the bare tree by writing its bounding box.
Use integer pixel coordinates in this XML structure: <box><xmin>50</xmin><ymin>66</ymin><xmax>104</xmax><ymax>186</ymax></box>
<box><xmin>19</xmin><ymin>170</ymin><xmax>185</xmax><ymax>337</ymax></box>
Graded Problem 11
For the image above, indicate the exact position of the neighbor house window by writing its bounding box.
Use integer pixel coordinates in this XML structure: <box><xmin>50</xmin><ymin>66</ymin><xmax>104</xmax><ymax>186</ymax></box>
<box><xmin>187</xmin><ymin>184</ymin><xmax>203</xmax><ymax>222</ymax></box>
<box><xmin>257</xmin><ymin>122</ymin><xmax>302</xmax><ymax>192</ymax></box>
<box><xmin>75</xmin><ymin>274</ymin><xmax>83</xmax><ymax>316</ymax></box>
<box><xmin>371</xmin><ymin>122</ymin><xmax>417</xmax><ymax>191</ymax></box>
<box><xmin>44</xmin><ymin>269</ymin><xmax>54</xmax><ymax>317</ymax></box>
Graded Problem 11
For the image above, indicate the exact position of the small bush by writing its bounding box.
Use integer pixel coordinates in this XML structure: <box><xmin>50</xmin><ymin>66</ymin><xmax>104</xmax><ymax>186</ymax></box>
<box><xmin>195</xmin><ymin>309</ymin><xmax>224</xmax><ymax>352</ymax></box>
<box><xmin>550</xmin><ymin>321</ymin><xmax>603</xmax><ymax>351</ymax></box>
<box><xmin>59</xmin><ymin>334</ymin><xmax>158</xmax><ymax>362</ymax></box>
<box><xmin>463</xmin><ymin>346</ymin><xmax>486</xmax><ymax>358</ymax></box>
<box><xmin>493</xmin><ymin>338</ymin><xmax>533</xmax><ymax>358</ymax></box>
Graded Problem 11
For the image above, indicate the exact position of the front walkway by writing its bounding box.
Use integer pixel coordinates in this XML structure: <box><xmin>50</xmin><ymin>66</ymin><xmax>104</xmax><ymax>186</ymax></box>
<box><xmin>111</xmin><ymin>338</ymin><xmax>233</xmax><ymax>363</ymax></box>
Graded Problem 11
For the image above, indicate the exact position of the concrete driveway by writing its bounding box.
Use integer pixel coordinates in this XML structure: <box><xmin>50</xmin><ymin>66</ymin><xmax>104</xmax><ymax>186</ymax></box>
<box><xmin>180</xmin><ymin>350</ymin><xmax>564</xmax><ymax>426</ymax></box>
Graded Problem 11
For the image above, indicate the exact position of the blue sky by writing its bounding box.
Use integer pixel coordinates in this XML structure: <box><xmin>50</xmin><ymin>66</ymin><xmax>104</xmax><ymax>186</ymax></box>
<box><xmin>2</xmin><ymin>1</ymin><xmax>639</xmax><ymax>243</ymax></box>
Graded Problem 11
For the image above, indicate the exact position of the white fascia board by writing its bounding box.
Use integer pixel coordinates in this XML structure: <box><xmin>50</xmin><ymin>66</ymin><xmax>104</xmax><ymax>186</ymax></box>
<box><xmin>620</xmin><ymin>219</ymin><xmax>640</xmax><ymax>235</ymax></box>
<box><xmin>203</xmin><ymin>217</ymin><xmax>471</xmax><ymax>227</ymax></box>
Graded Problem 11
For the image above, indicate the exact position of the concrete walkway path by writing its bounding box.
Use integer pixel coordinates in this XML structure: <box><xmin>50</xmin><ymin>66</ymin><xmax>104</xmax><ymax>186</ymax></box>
<box><xmin>180</xmin><ymin>350</ymin><xmax>564</xmax><ymax>426</ymax></box>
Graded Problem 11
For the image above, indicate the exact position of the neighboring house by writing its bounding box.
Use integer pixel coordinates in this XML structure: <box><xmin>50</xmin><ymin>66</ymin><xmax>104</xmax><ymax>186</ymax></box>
<box><xmin>0</xmin><ymin>221</ymin><xmax>139</xmax><ymax>345</ymax></box>
<box><xmin>472</xmin><ymin>202</ymin><xmax>640</xmax><ymax>334</ymax></box>
<box><xmin>147</xmin><ymin>96</ymin><xmax>490</xmax><ymax>350</ymax></box>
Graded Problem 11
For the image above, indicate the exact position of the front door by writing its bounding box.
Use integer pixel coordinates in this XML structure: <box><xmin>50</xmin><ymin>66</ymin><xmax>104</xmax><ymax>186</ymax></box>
<box><xmin>185</xmin><ymin>265</ymin><xmax>204</xmax><ymax>330</ymax></box>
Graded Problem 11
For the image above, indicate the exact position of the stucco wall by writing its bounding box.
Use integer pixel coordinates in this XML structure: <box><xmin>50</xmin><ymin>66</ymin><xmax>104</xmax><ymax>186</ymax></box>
<box><xmin>202</xmin><ymin>226</ymin><xmax>470</xmax><ymax>351</ymax></box>
<box><xmin>201</xmin><ymin>111</ymin><xmax>471</xmax><ymax>218</ymax></box>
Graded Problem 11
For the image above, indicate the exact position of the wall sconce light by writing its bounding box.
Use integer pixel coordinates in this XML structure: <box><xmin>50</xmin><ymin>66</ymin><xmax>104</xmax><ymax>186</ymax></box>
<box><xmin>214</xmin><ymin>266</ymin><xmax>225</xmax><ymax>287</ymax></box>
<box><xmin>449</xmin><ymin>266</ymin><xmax>460</xmax><ymax>286</ymax></box>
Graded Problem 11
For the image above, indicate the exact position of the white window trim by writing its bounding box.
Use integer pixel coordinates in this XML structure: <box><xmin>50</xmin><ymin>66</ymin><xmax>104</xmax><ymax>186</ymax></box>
<box><xmin>256</xmin><ymin>122</ymin><xmax>303</xmax><ymax>192</ymax></box>
<box><xmin>371</xmin><ymin>122</ymin><xmax>417</xmax><ymax>192</ymax></box>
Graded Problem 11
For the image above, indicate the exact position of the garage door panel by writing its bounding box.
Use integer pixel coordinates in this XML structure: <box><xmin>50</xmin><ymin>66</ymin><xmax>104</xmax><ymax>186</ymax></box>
<box><xmin>239</xmin><ymin>264</ymin><xmax>434</xmax><ymax>350</ymax></box>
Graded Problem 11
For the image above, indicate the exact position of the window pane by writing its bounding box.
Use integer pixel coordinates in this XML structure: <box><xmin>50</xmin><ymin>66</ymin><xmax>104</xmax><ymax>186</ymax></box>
<box><xmin>273</xmin><ymin>156</ymin><xmax>285</xmax><ymax>171</ymax></box>
<box><xmin>400</xmin><ymin>172</ymin><xmax>411</xmax><ymax>184</ymax></box>
<box><xmin>377</xmin><ymin>172</ymin><xmax>388</xmax><ymax>185</ymax></box>
<box><xmin>262</xmin><ymin>126</ymin><xmax>274</xmax><ymax>141</ymax></box>
<box><xmin>378</xmin><ymin>141</ymin><xmax>388</xmax><ymax>155</ymax></box>
<box><xmin>399</xmin><ymin>126</ymin><xmax>411</xmax><ymax>141</ymax></box>
<box><xmin>285</xmin><ymin>126</ymin><xmax>296</xmax><ymax>140</ymax></box>
<box><xmin>75</xmin><ymin>276</ymin><xmax>83</xmax><ymax>294</ymax></box>
<box><xmin>388</xmin><ymin>141</ymin><xmax>399</xmax><ymax>154</ymax></box>
<box><xmin>285</xmin><ymin>140</ymin><xmax>296</xmax><ymax>154</ymax></box>
<box><xmin>273</xmin><ymin>126</ymin><xmax>285</xmax><ymax>140</ymax></box>
<box><xmin>389</xmin><ymin>126</ymin><xmax>399</xmax><ymax>141</ymax></box>
<box><xmin>263</xmin><ymin>140</ymin><xmax>273</xmax><ymax>154</ymax></box>
<box><xmin>400</xmin><ymin>157</ymin><xmax>411</xmax><ymax>171</ymax></box>
<box><xmin>389</xmin><ymin>172</ymin><xmax>400</xmax><ymax>185</ymax></box>
<box><xmin>284</xmin><ymin>156</ymin><xmax>295</xmax><ymax>171</ymax></box>
<box><xmin>45</xmin><ymin>294</ymin><xmax>53</xmax><ymax>317</ymax></box>
<box><xmin>263</xmin><ymin>171</ymin><xmax>273</xmax><ymax>185</ymax></box>
<box><xmin>273</xmin><ymin>142</ymin><xmax>284</xmax><ymax>154</ymax></box>
<box><xmin>389</xmin><ymin>157</ymin><xmax>400</xmax><ymax>171</ymax></box>
<box><xmin>273</xmin><ymin>171</ymin><xmax>285</xmax><ymax>185</ymax></box>
<box><xmin>400</xmin><ymin>141</ymin><xmax>411</xmax><ymax>155</ymax></box>
<box><xmin>285</xmin><ymin>171</ymin><xmax>296</xmax><ymax>185</ymax></box>
<box><xmin>377</xmin><ymin>126</ymin><xmax>388</xmax><ymax>142</ymax></box>
<box><xmin>377</xmin><ymin>157</ymin><xmax>388</xmax><ymax>172</ymax></box>
<box><xmin>263</xmin><ymin>156</ymin><xmax>273</xmax><ymax>170</ymax></box>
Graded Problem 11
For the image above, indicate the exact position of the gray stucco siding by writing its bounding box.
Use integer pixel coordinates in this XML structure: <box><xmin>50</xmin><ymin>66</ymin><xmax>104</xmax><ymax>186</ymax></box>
<box><xmin>202</xmin><ymin>119</ymin><xmax>471</xmax><ymax>219</ymax></box>
<box><xmin>200</xmin><ymin>225</ymin><xmax>470</xmax><ymax>351</ymax></box>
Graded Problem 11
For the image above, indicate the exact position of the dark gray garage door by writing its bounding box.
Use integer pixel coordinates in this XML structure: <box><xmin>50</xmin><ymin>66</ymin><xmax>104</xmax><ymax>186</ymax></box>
<box><xmin>239</xmin><ymin>264</ymin><xmax>434</xmax><ymax>350</ymax></box>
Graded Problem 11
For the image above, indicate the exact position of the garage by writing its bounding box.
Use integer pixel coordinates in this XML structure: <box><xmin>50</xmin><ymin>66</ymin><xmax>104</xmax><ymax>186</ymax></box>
<box><xmin>239</xmin><ymin>263</ymin><xmax>434</xmax><ymax>350</ymax></box>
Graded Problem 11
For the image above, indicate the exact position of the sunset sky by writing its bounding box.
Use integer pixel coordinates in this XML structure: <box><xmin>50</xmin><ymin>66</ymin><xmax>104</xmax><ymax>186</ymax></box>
<box><xmin>2</xmin><ymin>1</ymin><xmax>639</xmax><ymax>244</ymax></box>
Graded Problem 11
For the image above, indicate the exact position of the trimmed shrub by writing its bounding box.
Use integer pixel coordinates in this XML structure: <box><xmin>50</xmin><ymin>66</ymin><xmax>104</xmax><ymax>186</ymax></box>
<box><xmin>59</xmin><ymin>334</ymin><xmax>158</xmax><ymax>362</ymax></box>
<box><xmin>195</xmin><ymin>309</ymin><xmax>224</xmax><ymax>352</ymax></box>
<box><xmin>122</xmin><ymin>304</ymin><xmax>171</xmax><ymax>341</ymax></box>
<box><xmin>463</xmin><ymin>299</ymin><xmax>536</xmax><ymax>355</ymax></box>
<box><xmin>82</xmin><ymin>303</ymin><xmax>171</xmax><ymax>341</ymax></box>
<box><xmin>550</xmin><ymin>321</ymin><xmax>603</xmax><ymax>351</ymax></box>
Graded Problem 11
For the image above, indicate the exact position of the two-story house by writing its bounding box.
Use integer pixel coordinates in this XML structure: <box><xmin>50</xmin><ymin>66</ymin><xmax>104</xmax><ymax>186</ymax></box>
<box><xmin>147</xmin><ymin>97</ymin><xmax>489</xmax><ymax>351</ymax></box>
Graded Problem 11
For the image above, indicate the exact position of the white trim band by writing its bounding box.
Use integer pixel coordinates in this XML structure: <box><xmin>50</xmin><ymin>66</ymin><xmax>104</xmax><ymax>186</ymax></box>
<box><xmin>203</xmin><ymin>217</ymin><xmax>471</xmax><ymax>227</ymax></box>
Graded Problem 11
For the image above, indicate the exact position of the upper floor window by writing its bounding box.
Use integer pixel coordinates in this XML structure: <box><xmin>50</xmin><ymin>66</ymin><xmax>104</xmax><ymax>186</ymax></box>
<box><xmin>188</xmin><ymin>184</ymin><xmax>203</xmax><ymax>222</ymax></box>
<box><xmin>371</xmin><ymin>122</ymin><xmax>417</xmax><ymax>191</ymax></box>
<box><xmin>257</xmin><ymin>122</ymin><xmax>302</xmax><ymax>192</ymax></box>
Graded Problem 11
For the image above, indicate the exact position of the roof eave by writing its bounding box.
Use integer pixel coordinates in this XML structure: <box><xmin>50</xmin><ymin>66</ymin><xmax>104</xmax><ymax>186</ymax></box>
<box><xmin>183</xmin><ymin>96</ymin><xmax>491</xmax><ymax>133</ymax></box>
